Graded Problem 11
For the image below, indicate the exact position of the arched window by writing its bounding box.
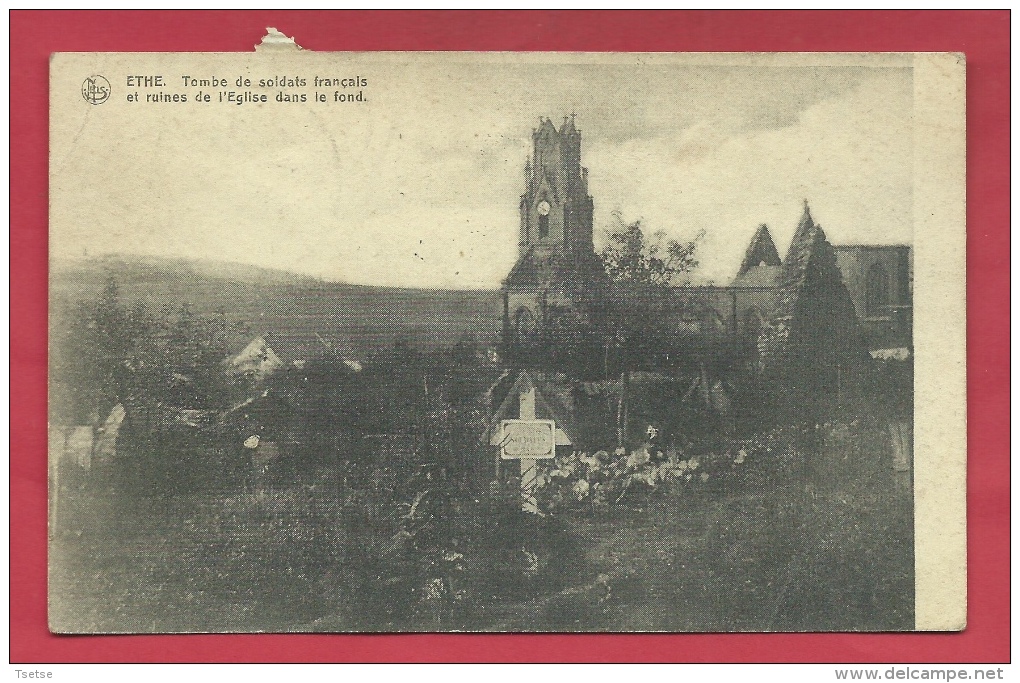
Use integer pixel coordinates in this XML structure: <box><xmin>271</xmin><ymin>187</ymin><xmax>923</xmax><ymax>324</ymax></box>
<box><xmin>538</xmin><ymin>213</ymin><xmax>549</xmax><ymax>239</ymax></box>
<box><xmin>866</xmin><ymin>263</ymin><xmax>889</xmax><ymax>316</ymax></box>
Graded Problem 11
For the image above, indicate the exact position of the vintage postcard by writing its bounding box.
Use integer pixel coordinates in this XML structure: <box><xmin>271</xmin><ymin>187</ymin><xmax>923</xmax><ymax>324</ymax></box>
<box><xmin>48</xmin><ymin>46</ymin><xmax>965</xmax><ymax>633</ymax></box>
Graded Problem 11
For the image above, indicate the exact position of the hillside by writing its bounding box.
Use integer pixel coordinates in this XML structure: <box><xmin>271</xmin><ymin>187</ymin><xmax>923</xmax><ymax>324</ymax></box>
<box><xmin>50</xmin><ymin>255</ymin><xmax>503</xmax><ymax>361</ymax></box>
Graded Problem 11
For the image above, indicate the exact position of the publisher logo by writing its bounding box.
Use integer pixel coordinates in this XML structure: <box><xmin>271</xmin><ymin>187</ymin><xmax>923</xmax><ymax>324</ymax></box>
<box><xmin>82</xmin><ymin>75</ymin><xmax>111</xmax><ymax>105</ymax></box>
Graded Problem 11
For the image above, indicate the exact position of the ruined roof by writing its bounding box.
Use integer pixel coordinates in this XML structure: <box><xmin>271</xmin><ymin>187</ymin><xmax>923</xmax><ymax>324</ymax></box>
<box><xmin>772</xmin><ymin>203</ymin><xmax>859</xmax><ymax>335</ymax></box>
<box><xmin>731</xmin><ymin>265</ymin><xmax>782</xmax><ymax>289</ymax></box>
<box><xmin>779</xmin><ymin>204</ymin><xmax>840</xmax><ymax>288</ymax></box>
<box><xmin>503</xmin><ymin>245</ymin><xmax>608</xmax><ymax>292</ymax></box>
<box><xmin>774</xmin><ymin>204</ymin><xmax>822</xmax><ymax>317</ymax></box>
<box><xmin>737</xmin><ymin>223</ymin><xmax>782</xmax><ymax>276</ymax></box>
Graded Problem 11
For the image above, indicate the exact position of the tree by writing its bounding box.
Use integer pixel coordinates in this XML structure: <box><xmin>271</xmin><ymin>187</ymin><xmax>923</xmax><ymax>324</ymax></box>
<box><xmin>599</xmin><ymin>212</ymin><xmax>709</xmax><ymax>373</ymax></box>
<box><xmin>50</xmin><ymin>277</ymin><xmax>158</xmax><ymax>425</ymax></box>
<box><xmin>540</xmin><ymin>303</ymin><xmax>605</xmax><ymax>377</ymax></box>
<box><xmin>158</xmin><ymin>304</ymin><xmax>233</xmax><ymax>408</ymax></box>
<box><xmin>51</xmin><ymin>277</ymin><xmax>238</xmax><ymax>431</ymax></box>
<box><xmin>598</xmin><ymin>214</ymin><xmax>713</xmax><ymax>446</ymax></box>
<box><xmin>600</xmin><ymin>211</ymin><xmax>702</xmax><ymax>287</ymax></box>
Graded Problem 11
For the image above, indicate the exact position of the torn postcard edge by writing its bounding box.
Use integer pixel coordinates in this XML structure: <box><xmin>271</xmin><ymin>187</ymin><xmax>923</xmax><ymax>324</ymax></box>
<box><xmin>255</xmin><ymin>27</ymin><xmax>303</xmax><ymax>52</ymax></box>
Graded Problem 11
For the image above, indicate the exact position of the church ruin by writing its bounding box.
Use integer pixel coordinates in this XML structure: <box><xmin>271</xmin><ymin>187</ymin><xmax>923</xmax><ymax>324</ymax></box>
<box><xmin>501</xmin><ymin>116</ymin><xmax>913</xmax><ymax>376</ymax></box>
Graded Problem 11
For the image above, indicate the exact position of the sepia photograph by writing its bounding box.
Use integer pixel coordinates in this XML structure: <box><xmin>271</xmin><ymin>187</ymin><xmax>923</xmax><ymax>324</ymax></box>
<box><xmin>47</xmin><ymin>49</ymin><xmax>964</xmax><ymax>634</ymax></box>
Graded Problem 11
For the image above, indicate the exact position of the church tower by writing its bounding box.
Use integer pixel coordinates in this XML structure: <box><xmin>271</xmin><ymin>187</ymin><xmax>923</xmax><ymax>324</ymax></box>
<box><xmin>502</xmin><ymin>116</ymin><xmax>607</xmax><ymax>372</ymax></box>
<box><xmin>518</xmin><ymin>115</ymin><xmax>595</xmax><ymax>257</ymax></box>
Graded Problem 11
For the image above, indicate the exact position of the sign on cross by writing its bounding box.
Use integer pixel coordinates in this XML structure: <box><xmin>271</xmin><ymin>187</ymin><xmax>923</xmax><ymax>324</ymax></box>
<box><xmin>499</xmin><ymin>419</ymin><xmax>556</xmax><ymax>460</ymax></box>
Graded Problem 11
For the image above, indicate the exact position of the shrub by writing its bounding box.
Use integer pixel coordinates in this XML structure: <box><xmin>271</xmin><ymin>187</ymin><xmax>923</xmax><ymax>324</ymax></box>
<box><xmin>535</xmin><ymin>426</ymin><xmax>809</xmax><ymax>514</ymax></box>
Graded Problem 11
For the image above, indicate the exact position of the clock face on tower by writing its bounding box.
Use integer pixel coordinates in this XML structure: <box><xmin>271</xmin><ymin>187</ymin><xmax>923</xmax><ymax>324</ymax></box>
<box><xmin>537</xmin><ymin>200</ymin><xmax>551</xmax><ymax>216</ymax></box>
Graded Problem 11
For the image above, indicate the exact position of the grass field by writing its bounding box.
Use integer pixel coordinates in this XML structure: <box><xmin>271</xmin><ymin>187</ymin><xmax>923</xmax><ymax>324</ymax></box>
<box><xmin>47</xmin><ymin>254</ymin><xmax>913</xmax><ymax>634</ymax></box>
<box><xmin>51</xmin><ymin>254</ymin><xmax>503</xmax><ymax>360</ymax></box>
<box><xmin>49</xmin><ymin>454</ymin><xmax>912</xmax><ymax>633</ymax></box>
<box><xmin>490</xmin><ymin>478</ymin><xmax>913</xmax><ymax>632</ymax></box>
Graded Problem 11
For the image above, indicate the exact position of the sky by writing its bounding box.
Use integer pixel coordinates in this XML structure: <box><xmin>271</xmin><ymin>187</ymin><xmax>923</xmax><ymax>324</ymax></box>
<box><xmin>51</xmin><ymin>53</ymin><xmax>914</xmax><ymax>288</ymax></box>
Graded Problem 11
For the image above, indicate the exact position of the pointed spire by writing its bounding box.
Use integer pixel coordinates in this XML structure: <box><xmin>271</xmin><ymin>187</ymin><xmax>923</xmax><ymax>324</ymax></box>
<box><xmin>766</xmin><ymin>200</ymin><xmax>864</xmax><ymax>369</ymax></box>
<box><xmin>738</xmin><ymin>223</ymin><xmax>782</xmax><ymax>276</ymax></box>
<box><xmin>538</xmin><ymin>116</ymin><xmax>558</xmax><ymax>136</ymax></box>
<box><xmin>787</xmin><ymin>200</ymin><xmax>818</xmax><ymax>261</ymax></box>
<box><xmin>780</xmin><ymin>200</ymin><xmax>842</xmax><ymax>293</ymax></box>
<box><xmin>799</xmin><ymin>199</ymin><xmax>813</xmax><ymax>227</ymax></box>
<box><xmin>560</xmin><ymin>113</ymin><xmax>578</xmax><ymax>136</ymax></box>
